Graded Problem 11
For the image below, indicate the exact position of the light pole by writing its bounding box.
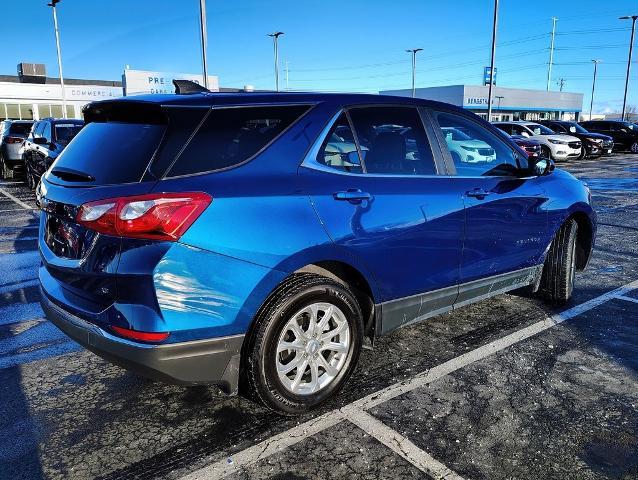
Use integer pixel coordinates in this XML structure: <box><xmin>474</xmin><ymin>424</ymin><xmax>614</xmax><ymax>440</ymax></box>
<box><xmin>589</xmin><ymin>59</ymin><xmax>601</xmax><ymax>120</ymax></box>
<box><xmin>546</xmin><ymin>16</ymin><xmax>558</xmax><ymax>91</ymax></box>
<box><xmin>198</xmin><ymin>0</ymin><xmax>209</xmax><ymax>89</ymax></box>
<box><xmin>405</xmin><ymin>48</ymin><xmax>423</xmax><ymax>98</ymax></box>
<box><xmin>268</xmin><ymin>32</ymin><xmax>284</xmax><ymax>92</ymax></box>
<box><xmin>620</xmin><ymin>15</ymin><xmax>638</xmax><ymax>121</ymax></box>
<box><xmin>486</xmin><ymin>0</ymin><xmax>499</xmax><ymax>122</ymax></box>
<box><xmin>495</xmin><ymin>95</ymin><xmax>504</xmax><ymax>114</ymax></box>
<box><xmin>48</xmin><ymin>0</ymin><xmax>66</xmax><ymax>118</ymax></box>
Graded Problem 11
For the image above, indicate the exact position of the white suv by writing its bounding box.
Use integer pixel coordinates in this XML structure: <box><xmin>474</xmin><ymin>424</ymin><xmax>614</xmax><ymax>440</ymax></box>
<box><xmin>494</xmin><ymin>121</ymin><xmax>582</xmax><ymax>161</ymax></box>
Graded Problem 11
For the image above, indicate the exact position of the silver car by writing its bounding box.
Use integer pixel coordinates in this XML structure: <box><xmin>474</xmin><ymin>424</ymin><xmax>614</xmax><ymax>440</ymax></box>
<box><xmin>0</xmin><ymin>120</ymin><xmax>33</xmax><ymax>179</ymax></box>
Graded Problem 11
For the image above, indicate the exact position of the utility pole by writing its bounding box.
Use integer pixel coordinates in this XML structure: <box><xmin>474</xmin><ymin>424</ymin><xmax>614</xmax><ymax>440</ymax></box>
<box><xmin>405</xmin><ymin>48</ymin><xmax>423</xmax><ymax>98</ymax></box>
<box><xmin>557</xmin><ymin>77</ymin><xmax>566</xmax><ymax>92</ymax></box>
<box><xmin>268</xmin><ymin>32</ymin><xmax>284</xmax><ymax>92</ymax></box>
<box><xmin>198</xmin><ymin>0</ymin><xmax>209</xmax><ymax>89</ymax></box>
<box><xmin>546</xmin><ymin>16</ymin><xmax>558</xmax><ymax>91</ymax></box>
<box><xmin>589</xmin><ymin>59</ymin><xmax>601</xmax><ymax>120</ymax></box>
<box><xmin>284</xmin><ymin>61</ymin><xmax>290</xmax><ymax>90</ymax></box>
<box><xmin>48</xmin><ymin>0</ymin><xmax>67</xmax><ymax>118</ymax></box>
<box><xmin>487</xmin><ymin>0</ymin><xmax>499</xmax><ymax>122</ymax></box>
<box><xmin>495</xmin><ymin>95</ymin><xmax>504</xmax><ymax>112</ymax></box>
<box><xmin>620</xmin><ymin>15</ymin><xmax>638</xmax><ymax>121</ymax></box>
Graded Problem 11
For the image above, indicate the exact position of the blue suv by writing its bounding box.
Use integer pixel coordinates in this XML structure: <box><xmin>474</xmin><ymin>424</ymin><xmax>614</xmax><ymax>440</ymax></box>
<box><xmin>38</xmin><ymin>91</ymin><xmax>596</xmax><ymax>414</ymax></box>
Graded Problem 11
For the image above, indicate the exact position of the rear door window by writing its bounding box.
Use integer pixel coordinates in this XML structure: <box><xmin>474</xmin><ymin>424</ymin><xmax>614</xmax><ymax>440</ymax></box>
<box><xmin>54</xmin><ymin>123</ymin><xmax>83</xmax><ymax>145</ymax></box>
<box><xmin>348</xmin><ymin>106</ymin><xmax>437</xmax><ymax>175</ymax></box>
<box><xmin>167</xmin><ymin>105</ymin><xmax>310</xmax><ymax>177</ymax></box>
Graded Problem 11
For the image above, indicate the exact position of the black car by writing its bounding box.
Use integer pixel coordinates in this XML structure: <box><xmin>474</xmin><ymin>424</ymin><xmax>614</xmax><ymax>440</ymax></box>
<box><xmin>21</xmin><ymin>118</ymin><xmax>84</xmax><ymax>189</ymax></box>
<box><xmin>578</xmin><ymin>120</ymin><xmax>638</xmax><ymax>153</ymax></box>
<box><xmin>539</xmin><ymin>120</ymin><xmax>613</xmax><ymax>158</ymax></box>
<box><xmin>0</xmin><ymin>120</ymin><xmax>34</xmax><ymax>179</ymax></box>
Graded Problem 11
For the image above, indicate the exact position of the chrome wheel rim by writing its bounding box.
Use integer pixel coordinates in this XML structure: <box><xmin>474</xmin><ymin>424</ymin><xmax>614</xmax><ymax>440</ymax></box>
<box><xmin>276</xmin><ymin>302</ymin><xmax>351</xmax><ymax>396</ymax></box>
<box><xmin>631</xmin><ymin>142</ymin><xmax>638</xmax><ymax>153</ymax></box>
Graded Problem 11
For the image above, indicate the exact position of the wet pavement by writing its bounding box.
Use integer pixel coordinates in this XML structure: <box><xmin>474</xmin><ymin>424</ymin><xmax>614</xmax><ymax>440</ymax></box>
<box><xmin>1</xmin><ymin>155</ymin><xmax>637</xmax><ymax>480</ymax></box>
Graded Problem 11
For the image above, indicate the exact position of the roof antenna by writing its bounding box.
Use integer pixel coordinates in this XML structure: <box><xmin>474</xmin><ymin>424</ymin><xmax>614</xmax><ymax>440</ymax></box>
<box><xmin>173</xmin><ymin>79</ymin><xmax>210</xmax><ymax>94</ymax></box>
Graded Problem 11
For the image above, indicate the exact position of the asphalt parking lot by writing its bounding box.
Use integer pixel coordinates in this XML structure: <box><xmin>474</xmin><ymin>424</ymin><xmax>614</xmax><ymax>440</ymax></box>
<box><xmin>1</xmin><ymin>155</ymin><xmax>637</xmax><ymax>480</ymax></box>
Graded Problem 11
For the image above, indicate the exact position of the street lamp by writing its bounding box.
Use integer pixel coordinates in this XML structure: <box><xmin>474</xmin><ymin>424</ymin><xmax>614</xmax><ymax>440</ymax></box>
<box><xmin>589</xmin><ymin>59</ymin><xmax>601</xmax><ymax>121</ymax></box>
<box><xmin>198</xmin><ymin>0</ymin><xmax>209</xmax><ymax>89</ymax></box>
<box><xmin>268</xmin><ymin>32</ymin><xmax>284</xmax><ymax>92</ymax></box>
<box><xmin>495</xmin><ymin>95</ymin><xmax>504</xmax><ymax>113</ymax></box>
<box><xmin>486</xmin><ymin>0</ymin><xmax>499</xmax><ymax>122</ymax></box>
<box><xmin>405</xmin><ymin>48</ymin><xmax>423</xmax><ymax>98</ymax></box>
<box><xmin>47</xmin><ymin>0</ymin><xmax>66</xmax><ymax>118</ymax></box>
<box><xmin>620</xmin><ymin>15</ymin><xmax>638</xmax><ymax>121</ymax></box>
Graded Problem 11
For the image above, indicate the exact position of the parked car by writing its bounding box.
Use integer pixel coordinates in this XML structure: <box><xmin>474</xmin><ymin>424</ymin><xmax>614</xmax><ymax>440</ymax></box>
<box><xmin>578</xmin><ymin>120</ymin><xmax>638</xmax><ymax>153</ymax></box>
<box><xmin>538</xmin><ymin>120</ymin><xmax>613</xmax><ymax>158</ymax></box>
<box><xmin>21</xmin><ymin>118</ymin><xmax>84</xmax><ymax>189</ymax></box>
<box><xmin>38</xmin><ymin>91</ymin><xmax>595</xmax><ymax>414</ymax></box>
<box><xmin>0</xmin><ymin>120</ymin><xmax>33</xmax><ymax>179</ymax></box>
<box><xmin>440</xmin><ymin>127</ymin><xmax>496</xmax><ymax>163</ymax></box>
<box><xmin>493</xmin><ymin>121</ymin><xmax>582</xmax><ymax>161</ymax></box>
<box><xmin>509</xmin><ymin>134</ymin><xmax>542</xmax><ymax>161</ymax></box>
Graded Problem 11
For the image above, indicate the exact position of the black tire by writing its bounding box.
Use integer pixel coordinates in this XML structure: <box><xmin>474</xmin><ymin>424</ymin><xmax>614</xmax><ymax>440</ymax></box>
<box><xmin>578</xmin><ymin>146</ymin><xmax>587</xmax><ymax>160</ymax></box>
<box><xmin>26</xmin><ymin>165</ymin><xmax>34</xmax><ymax>189</ymax></box>
<box><xmin>539</xmin><ymin>219</ymin><xmax>578</xmax><ymax>303</ymax></box>
<box><xmin>241</xmin><ymin>273</ymin><xmax>363</xmax><ymax>415</ymax></box>
<box><xmin>541</xmin><ymin>145</ymin><xmax>553</xmax><ymax>161</ymax></box>
<box><xmin>630</xmin><ymin>141</ymin><xmax>638</xmax><ymax>154</ymax></box>
<box><xmin>0</xmin><ymin>156</ymin><xmax>13</xmax><ymax>180</ymax></box>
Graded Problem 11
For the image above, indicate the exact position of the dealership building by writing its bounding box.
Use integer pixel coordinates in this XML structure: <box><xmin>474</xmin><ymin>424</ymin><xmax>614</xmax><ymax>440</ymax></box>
<box><xmin>381</xmin><ymin>85</ymin><xmax>584</xmax><ymax>122</ymax></box>
<box><xmin>0</xmin><ymin>64</ymin><xmax>221</xmax><ymax>121</ymax></box>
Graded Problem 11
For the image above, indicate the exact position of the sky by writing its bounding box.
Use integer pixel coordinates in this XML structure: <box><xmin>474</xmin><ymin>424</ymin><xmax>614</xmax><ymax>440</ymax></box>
<box><xmin>2</xmin><ymin>0</ymin><xmax>638</xmax><ymax>114</ymax></box>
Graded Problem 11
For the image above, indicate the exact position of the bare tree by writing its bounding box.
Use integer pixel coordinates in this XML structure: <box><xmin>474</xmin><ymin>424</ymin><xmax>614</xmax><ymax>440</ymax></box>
<box><xmin>626</xmin><ymin>104</ymin><xmax>638</xmax><ymax>122</ymax></box>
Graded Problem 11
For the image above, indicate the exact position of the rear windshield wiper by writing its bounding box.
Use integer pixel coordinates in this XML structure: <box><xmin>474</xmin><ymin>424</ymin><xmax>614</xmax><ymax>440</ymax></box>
<box><xmin>49</xmin><ymin>167</ymin><xmax>95</xmax><ymax>182</ymax></box>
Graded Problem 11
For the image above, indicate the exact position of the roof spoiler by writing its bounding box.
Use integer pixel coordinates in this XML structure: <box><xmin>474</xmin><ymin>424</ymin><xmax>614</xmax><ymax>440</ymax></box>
<box><xmin>173</xmin><ymin>79</ymin><xmax>210</xmax><ymax>95</ymax></box>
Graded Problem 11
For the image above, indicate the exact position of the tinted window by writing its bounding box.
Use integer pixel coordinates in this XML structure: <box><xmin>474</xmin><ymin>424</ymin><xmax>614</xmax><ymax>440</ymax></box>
<box><xmin>317</xmin><ymin>113</ymin><xmax>362</xmax><ymax>174</ymax></box>
<box><xmin>168</xmin><ymin>105</ymin><xmax>309</xmax><ymax>177</ymax></box>
<box><xmin>349</xmin><ymin>106</ymin><xmax>436</xmax><ymax>175</ymax></box>
<box><xmin>54</xmin><ymin>123</ymin><xmax>83</xmax><ymax>145</ymax></box>
<box><xmin>435</xmin><ymin>111</ymin><xmax>525</xmax><ymax>176</ymax></box>
<box><xmin>8</xmin><ymin>122</ymin><xmax>32</xmax><ymax>135</ymax></box>
<box><xmin>48</xmin><ymin>122</ymin><xmax>165</xmax><ymax>185</ymax></box>
<box><xmin>510</xmin><ymin>124</ymin><xmax>531</xmax><ymax>137</ymax></box>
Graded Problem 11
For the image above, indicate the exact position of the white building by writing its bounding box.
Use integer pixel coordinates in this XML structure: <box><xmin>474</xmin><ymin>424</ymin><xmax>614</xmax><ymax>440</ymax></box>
<box><xmin>381</xmin><ymin>85</ymin><xmax>584</xmax><ymax>122</ymax></box>
<box><xmin>0</xmin><ymin>65</ymin><xmax>220</xmax><ymax>121</ymax></box>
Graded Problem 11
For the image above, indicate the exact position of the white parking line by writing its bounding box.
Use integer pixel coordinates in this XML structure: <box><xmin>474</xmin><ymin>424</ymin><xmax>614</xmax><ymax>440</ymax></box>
<box><xmin>180</xmin><ymin>279</ymin><xmax>638</xmax><ymax>480</ymax></box>
<box><xmin>616</xmin><ymin>295</ymin><xmax>638</xmax><ymax>304</ymax></box>
<box><xmin>0</xmin><ymin>187</ymin><xmax>33</xmax><ymax>210</ymax></box>
<box><xmin>343</xmin><ymin>405</ymin><xmax>465</xmax><ymax>480</ymax></box>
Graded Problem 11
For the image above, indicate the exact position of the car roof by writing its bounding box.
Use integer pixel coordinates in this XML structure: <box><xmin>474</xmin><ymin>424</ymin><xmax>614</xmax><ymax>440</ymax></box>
<box><xmin>84</xmin><ymin>91</ymin><xmax>467</xmax><ymax>113</ymax></box>
<box><xmin>38</xmin><ymin>117</ymin><xmax>84</xmax><ymax>124</ymax></box>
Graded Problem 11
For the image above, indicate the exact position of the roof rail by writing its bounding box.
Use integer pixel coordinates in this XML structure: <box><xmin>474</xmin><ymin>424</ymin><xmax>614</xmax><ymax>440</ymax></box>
<box><xmin>173</xmin><ymin>79</ymin><xmax>210</xmax><ymax>95</ymax></box>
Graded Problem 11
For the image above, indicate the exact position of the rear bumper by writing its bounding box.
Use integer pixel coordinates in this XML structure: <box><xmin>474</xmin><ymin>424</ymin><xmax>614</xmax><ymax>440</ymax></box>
<box><xmin>40</xmin><ymin>286</ymin><xmax>244</xmax><ymax>394</ymax></box>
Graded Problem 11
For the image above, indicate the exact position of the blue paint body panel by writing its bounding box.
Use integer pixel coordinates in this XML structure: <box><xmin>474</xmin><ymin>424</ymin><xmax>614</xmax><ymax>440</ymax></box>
<box><xmin>37</xmin><ymin>91</ymin><xmax>596</xmax><ymax>349</ymax></box>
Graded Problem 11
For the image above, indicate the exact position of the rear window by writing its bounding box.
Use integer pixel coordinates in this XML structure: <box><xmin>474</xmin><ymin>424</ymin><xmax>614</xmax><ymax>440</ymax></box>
<box><xmin>166</xmin><ymin>105</ymin><xmax>310</xmax><ymax>177</ymax></box>
<box><xmin>8</xmin><ymin>122</ymin><xmax>33</xmax><ymax>135</ymax></box>
<box><xmin>48</xmin><ymin>122</ymin><xmax>165</xmax><ymax>185</ymax></box>
<box><xmin>54</xmin><ymin>123</ymin><xmax>83</xmax><ymax>145</ymax></box>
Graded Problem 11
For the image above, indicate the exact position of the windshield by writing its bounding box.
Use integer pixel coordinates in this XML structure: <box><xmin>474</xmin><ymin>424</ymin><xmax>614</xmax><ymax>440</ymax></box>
<box><xmin>565</xmin><ymin>122</ymin><xmax>588</xmax><ymax>134</ymax></box>
<box><xmin>441</xmin><ymin>127</ymin><xmax>472</xmax><ymax>141</ymax></box>
<box><xmin>54</xmin><ymin>124</ymin><xmax>83</xmax><ymax>145</ymax></box>
<box><xmin>8</xmin><ymin>122</ymin><xmax>33</xmax><ymax>136</ymax></box>
<box><xmin>528</xmin><ymin>124</ymin><xmax>555</xmax><ymax>135</ymax></box>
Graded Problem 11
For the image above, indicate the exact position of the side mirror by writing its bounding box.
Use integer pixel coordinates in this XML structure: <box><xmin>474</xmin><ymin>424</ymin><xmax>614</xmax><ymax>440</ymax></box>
<box><xmin>532</xmin><ymin>158</ymin><xmax>555</xmax><ymax>176</ymax></box>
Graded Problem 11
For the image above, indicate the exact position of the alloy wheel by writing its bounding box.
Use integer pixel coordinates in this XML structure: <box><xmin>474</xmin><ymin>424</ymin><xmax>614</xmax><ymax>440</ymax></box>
<box><xmin>276</xmin><ymin>302</ymin><xmax>351</xmax><ymax>395</ymax></box>
<box><xmin>631</xmin><ymin>142</ymin><xmax>638</xmax><ymax>153</ymax></box>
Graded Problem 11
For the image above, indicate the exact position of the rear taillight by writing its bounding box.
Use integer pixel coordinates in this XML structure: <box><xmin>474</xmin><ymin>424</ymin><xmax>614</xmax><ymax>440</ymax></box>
<box><xmin>76</xmin><ymin>192</ymin><xmax>211</xmax><ymax>241</ymax></box>
<box><xmin>5</xmin><ymin>136</ymin><xmax>23</xmax><ymax>144</ymax></box>
<box><xmin>111</xmin><ymin>326</ymin><xmax>170</xmax><ymax>342</ymax></box>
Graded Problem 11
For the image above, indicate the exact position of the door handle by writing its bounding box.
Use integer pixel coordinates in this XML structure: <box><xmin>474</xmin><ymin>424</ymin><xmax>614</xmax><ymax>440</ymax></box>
<box><xmin>333</xmin><ymin>189</ymin><xmax>372</xmax><ymax>201</ymax></box>
<box><xmin>465</xmin><ymin>188</ymin><xmax>491</xmax><ymax>200</ymax></box>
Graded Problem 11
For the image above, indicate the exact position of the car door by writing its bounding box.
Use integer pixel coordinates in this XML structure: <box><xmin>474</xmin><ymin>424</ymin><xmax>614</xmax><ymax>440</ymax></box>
<box><xmin>430</xmin><ymin>109</ymin><xmax>550</xmax><ymax>305</ymax></box>
<box><xmin>301</xmin><ymin>105</ymin><xmax>465</xmax><ymax>333</ymax></box>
